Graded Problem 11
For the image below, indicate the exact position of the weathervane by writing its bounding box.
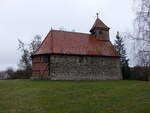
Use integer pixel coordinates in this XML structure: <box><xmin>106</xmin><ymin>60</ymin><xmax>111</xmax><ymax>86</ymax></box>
<box><xmin>51</xmin><ymin>27</ymin><xmax>53</xmax><ymax>31</ymax></box>
<box><xmin>96</xmin><ymin>13</ymin><xmax>99</xmax><ymax>18</ymax></box>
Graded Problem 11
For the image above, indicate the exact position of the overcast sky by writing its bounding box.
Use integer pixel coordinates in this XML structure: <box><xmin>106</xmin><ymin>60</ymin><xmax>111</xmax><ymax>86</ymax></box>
<box><xmin>0</xmin><ymin>0</ymin><xmax>134</xmax><ymax>71</ymax></box>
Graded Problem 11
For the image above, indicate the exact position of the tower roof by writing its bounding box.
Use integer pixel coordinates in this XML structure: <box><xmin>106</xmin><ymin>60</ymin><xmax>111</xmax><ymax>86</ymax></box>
<box><xmin>90</xmin><ymin>17</ymin><xmax>109</xmax><ymax>32</ymax></box>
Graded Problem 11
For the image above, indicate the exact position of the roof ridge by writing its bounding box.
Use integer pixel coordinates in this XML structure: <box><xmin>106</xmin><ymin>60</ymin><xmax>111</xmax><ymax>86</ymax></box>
<box><xmin>51</xmin><ymin>29</ymin><xmax>90</xmax><ymax>35</ymax></box>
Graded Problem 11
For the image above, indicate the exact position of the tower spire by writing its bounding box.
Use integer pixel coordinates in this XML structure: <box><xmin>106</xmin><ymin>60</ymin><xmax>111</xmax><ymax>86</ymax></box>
<box><xmin>90</xmin><ymin>14</ymin><xmax>109</xmax><ymax>33</ymax></box>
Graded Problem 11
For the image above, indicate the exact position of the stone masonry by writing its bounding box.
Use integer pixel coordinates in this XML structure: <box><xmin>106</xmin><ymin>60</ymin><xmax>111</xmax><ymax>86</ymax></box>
<box><xmin>31</xmin><ymin>54</ymin><xmax>122</xmax><ymax>80</ymax></box>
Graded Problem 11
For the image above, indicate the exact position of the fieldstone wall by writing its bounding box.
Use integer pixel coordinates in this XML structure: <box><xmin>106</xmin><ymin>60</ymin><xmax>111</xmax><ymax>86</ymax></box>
<box><xmin>31</xmin><ymin>55</ymin><xmax>122</xmax><ymax>80</ymax></box>
<box><xmin>50</xmin><ymin>55</ymin><xmax>122</xmax><ymax>80</ymax></box>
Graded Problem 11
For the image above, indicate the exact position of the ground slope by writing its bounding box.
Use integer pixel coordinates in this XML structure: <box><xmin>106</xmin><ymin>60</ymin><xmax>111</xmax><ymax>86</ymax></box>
<box><xmin>0</xmin><ymin>80</ymin><xmax>149</xmax><ymax>113</ymax></box>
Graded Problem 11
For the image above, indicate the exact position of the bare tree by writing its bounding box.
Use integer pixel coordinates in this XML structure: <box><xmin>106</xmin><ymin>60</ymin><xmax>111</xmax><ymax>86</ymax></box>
<box><xmin>18</xmin><ymin>35</ymin><xmax>42</xmax><ymax>70</ymax></box>
<box><xmin>130</xmin><ymin>0</ymin><xmax>150</xmax><ymax>67</ymax></box>
<box><xmin>29</xmin><ymin>35</ymin><xmax>42</xmax><ymax>54</ymax></box>
<box><xmin>18</xmin><ymin>39</ymin><xmax>31</xmax><ymax>70</ymax></box>
<box><xmin>124</xmin><ymin>0</ymin><xmax>150</xmax><ymax>80</ymax></box>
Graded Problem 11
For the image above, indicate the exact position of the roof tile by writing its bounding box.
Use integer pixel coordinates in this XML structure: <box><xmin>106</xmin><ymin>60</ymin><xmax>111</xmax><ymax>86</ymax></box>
<box><xmin>33</xmin><ymin>30</ymin><xmax>120</xmax><ymax>57</ymax></box>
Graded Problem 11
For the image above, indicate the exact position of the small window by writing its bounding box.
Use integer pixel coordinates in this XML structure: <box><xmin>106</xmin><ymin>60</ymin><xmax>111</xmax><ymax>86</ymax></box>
<box><xmin>43</xmin><ymin>56</ymin><xmax>49</xmax><ymax>63</ymax></box>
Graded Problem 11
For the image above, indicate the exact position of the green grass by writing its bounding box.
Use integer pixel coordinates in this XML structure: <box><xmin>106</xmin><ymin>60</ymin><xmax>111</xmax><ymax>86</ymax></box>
<box><xmin>0</xmin><ymin>80</ymin><xmax>149</xmax><ymax>113</ymax></box>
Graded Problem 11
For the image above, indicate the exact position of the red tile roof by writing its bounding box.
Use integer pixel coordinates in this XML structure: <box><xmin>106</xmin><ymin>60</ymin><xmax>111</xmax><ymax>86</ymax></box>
<box><xmin>33</xmin><ymin>30</ymin><xmax>120</xmax><ymax>57</ymax></box>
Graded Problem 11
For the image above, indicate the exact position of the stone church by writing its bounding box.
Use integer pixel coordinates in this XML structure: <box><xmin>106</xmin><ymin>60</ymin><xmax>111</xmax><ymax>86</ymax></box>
<box><xmin>31</xmin><ymin>15</ymin><xmax>122</xmax><ymax>80</ymax></box>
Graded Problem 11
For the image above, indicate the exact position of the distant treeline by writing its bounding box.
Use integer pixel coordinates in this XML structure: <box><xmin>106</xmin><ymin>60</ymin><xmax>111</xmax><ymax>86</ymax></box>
<box><xmin>130</xmin><ymin>66</ymin><xmax>150</xmax><ymax>81</ymax></box>
<box><xmin>0</xmin><ymin>68</ymin><xmax>31</xmax><ymax>80</ymax></box>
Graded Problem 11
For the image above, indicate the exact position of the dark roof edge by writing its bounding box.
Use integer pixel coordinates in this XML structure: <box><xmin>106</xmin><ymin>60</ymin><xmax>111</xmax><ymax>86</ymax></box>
<box><xmin>31</xmin><ymin>53</ymin><xmax>120</xmax><ymax>58</ymax></box>
<box><xmin>90</xmin><ymin>26</ymin><xmax>110</xmax><ymax>33</ymax></box>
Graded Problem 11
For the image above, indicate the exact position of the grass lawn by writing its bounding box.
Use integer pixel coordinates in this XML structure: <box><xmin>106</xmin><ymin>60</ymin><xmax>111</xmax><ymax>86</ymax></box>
<box><xmin>0</xmin><ymin>80</ymin><xmax>149</xmax><ymax>113</ymax></box>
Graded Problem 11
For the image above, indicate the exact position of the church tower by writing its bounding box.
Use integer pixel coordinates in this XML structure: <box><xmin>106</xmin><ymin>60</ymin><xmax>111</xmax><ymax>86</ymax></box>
<box><xmin>90</xmin><ymin>13</ymin><xmax>110</xmax><ymax>41</ymax></box>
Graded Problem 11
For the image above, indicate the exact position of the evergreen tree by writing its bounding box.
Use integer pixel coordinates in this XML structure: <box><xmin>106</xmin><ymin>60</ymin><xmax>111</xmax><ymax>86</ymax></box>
<box><xmin>114</xmin><ymin>32</ymin><xmax>130</xmax><ymax>80</ymax></box>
